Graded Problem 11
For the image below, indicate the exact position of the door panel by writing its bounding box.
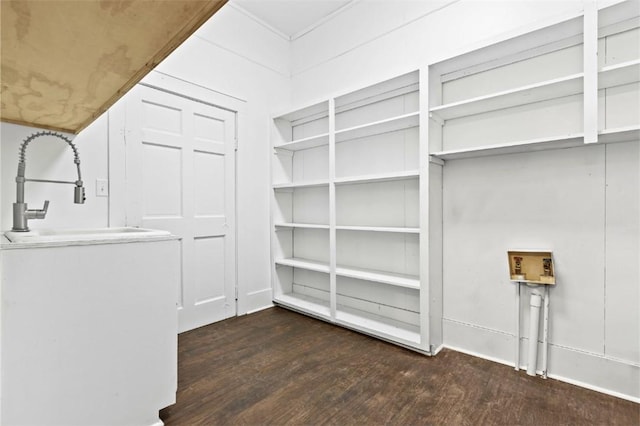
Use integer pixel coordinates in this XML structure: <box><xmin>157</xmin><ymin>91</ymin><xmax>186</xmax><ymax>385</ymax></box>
<box><xmin>194</xmin><ymin>151</ymin><xmax>225</xmax><ymax>215</ymax></box>
<box><xmin>125</xmin><ymin>85</ymin><xmax>236</xmax><ymax>332</ymax></box>
<box><xmin>142</xmin><ymin>143</ymin><xmax>182</xmax><ymax>217</ymax></box>
<box><xmin>194</xmin><ymin>236</ymin><xmax>226</xmax><ymax>303</ymax></box>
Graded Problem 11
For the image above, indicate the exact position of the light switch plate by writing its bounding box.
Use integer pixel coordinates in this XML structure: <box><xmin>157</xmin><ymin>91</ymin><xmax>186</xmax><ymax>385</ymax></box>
<box><xmin>96</xmin><ymin>179</ymin><xmax>109</xmax><ymax>197</ymax></box>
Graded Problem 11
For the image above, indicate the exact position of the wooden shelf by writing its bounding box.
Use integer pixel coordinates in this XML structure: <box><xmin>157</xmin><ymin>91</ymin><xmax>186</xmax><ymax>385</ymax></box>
<box><xmin>335</xmin><ymin>71</ymin><xmax>419</xmax><ymax>113</ymax></box>
<box><xmin>336</xmin><ymin>264</ymin><xmax>420</xmax><ymax>289</ymax></box>
<box><xmin>273</xmin><ymin>180</ymin><xmax>329</xmax><ymax>190</ymax></box>
<box><xmin>275</xmin><ymin>223</ymin><xmax>330</xmax><ymax>230</ymax></box>
<box><xmin>274</xmin><ymin>133</ymin><xmax>330</xmax><ymax>151</ymax></box>
<box><xmin>430</xmin><ymin>133</ymin><xmax>584</xmax><ymax>160</ymax></box>
<box><xmin>599</xmin><ymin>0</ymin><xmax>640</xmax><ymax>34</ymax></box>
<box><xmin>598</xmin><ymin>126</ymin><xmax>640</xmax><ymax>144</ymax></box>
<box><xmin>334</xmin><ymin>170</ymin><xmax>419</xmax><ymax>185</ymax></box>
<box><xmin>335</xmin><ymin>306</ymin><xmax>420</xmax><ymax>346</ymax></box>
<box><xmin>336</xmin><ymin>225</ymin><xmax>419</xmax><ymax>234</ymax></box>
<box><xmin>274</xmin><ymin>258</ymin><xmax>330</xmax><ymax>274</ymax></box>
<box><xmin>276</xmin><ymin>224</ymin><xmax>418</xmax><ymax>233</ymax></box>
<box><xmin>599</xmin><ymin>59</ymin><xmax>640</xmax><ymax>89</ymax></box>
<box><xmin>275</xmin><ymin>258</ymin><xmax>419</xmax><ymax>289</ymax></box>
<box><xmin>275</xmin><ymin>101</ymin><xmax>329</xmax><ymax>125</ymax></box>
<box><xmin>335</xmin><ymin>112</ymin><xmax>420</xmax><ymax>142</ymax></box>
<box><xmin>274</xmin><ymin>293</ymin><xmax>331</xmax><ymax>318</ymax></box>
<box><xmin>430</xmin><ymin>73</ymin><xmax>584</xmax><ymax>120</ymax></box>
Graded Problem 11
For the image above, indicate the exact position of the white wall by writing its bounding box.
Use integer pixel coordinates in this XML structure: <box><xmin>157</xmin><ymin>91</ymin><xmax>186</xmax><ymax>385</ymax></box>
<box><xmin>288</xmin><ymin>0</ymin><xmax>639</xmax><ymax>401</ymax></box>
<box><xmin>442</xmin><ymin>143</ymin><xmax>639</xmax><ymax>400</ymax></box>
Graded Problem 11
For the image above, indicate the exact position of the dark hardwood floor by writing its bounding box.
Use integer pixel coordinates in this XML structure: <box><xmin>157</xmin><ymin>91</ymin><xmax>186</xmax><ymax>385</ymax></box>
<box><xmin>160</xmin><ymin>307</ymin><xmax>639</xmax><ymax>425</ymax></box>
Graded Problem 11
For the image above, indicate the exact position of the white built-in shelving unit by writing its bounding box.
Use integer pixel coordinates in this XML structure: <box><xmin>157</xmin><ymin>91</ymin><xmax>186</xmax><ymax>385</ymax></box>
<box><xmin>428</xmin><ymin>0</ymin><xmax>639</xmax><ymax>161</ymax></box>
<box><xmin>271</xmin><ymin>71</ymin><xmax>443</xmax><ymax>353</ymax></box>
<box><xmin>270</xmin><ymin>0</ymin><xmax>638</xmax><ymax>355</ymax></box>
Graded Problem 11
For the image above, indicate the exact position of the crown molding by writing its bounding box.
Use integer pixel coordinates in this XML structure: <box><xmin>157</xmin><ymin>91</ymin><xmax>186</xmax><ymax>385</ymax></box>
<box><xmin>229</xmin><ymin>1</ymin><xmax>358</xmax><ymax>42</ymax></box>
<box><xmin>227</xmin><ymin>2</ymin><xmax>291</xmax><ymax>41</ymax></box>
<box><xmin>290</xmin><ymin>0</ymin><xmax>359</xmax><ymax>41</ymax></box>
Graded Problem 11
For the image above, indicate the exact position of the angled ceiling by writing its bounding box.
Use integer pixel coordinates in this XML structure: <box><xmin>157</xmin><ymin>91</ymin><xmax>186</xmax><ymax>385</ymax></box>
<box><xmin>1</xmin><ymin>0</ymin><xmax>227</xmax><ymax>134</ymax></box>
<box><xmin>232</xmin><ymin>0</ymin><xmax>353</xmax><ymax>39</ymax></box>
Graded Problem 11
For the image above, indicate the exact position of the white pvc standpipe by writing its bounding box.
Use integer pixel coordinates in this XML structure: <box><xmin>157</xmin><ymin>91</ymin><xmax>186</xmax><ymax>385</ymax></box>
<box><xmin>515</xmin><ymin>283</ymin><xmax>521</xmax><ymax>371</ymax></box>
<box><xmin>527</xmin><ymin>290</ymin><xmax>543</xmax><ymax>376</ymax></box>
<box><xmin>542</xmin><ymin>286</ymin><xmax>550</xmax><ymax>379</ymax></box>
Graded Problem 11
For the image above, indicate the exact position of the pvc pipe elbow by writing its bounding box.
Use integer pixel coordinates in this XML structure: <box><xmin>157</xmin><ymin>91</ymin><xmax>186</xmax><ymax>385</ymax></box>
<box><xmin>530</xmin><ymin>293</ymin><xmax>542</xmax><ymax>308</ymax></box>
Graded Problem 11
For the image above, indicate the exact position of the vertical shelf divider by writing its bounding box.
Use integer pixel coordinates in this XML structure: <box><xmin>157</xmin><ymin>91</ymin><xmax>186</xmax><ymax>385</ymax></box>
<box><xmin>328</xmin><ymin>98</ymin><xmax>337</xmax><ymax>319</ymax></box>
<box><xmin>421</xmin><ymin>66</ymin><xmax>444</xmax><ymax>354</ymax></box>
<box><xmin>584</xmin><ymin>0</ymin><xmax>599</xmax><ymax>144</ymax></box>
<box><xmin>419</xmin><ymin>67</ymin><xmax>431</xmax><ymax>352</ymax></box>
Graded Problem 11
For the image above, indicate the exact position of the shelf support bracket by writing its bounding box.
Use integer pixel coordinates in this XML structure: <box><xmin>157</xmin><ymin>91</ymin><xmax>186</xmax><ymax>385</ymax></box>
<box><xmin>429</xmin><ymin>156</ymin><xmax>445</xmax><ymax>166</ymax></box>
<box><xmin>274</xmin><ymin>147</ymin><xmax>294</xmax><ymax>157</ymax></box>
<box><xmin>429</xmin><ymin>112</ymin><xmax>445</xmax><ymax>127</ymax></box>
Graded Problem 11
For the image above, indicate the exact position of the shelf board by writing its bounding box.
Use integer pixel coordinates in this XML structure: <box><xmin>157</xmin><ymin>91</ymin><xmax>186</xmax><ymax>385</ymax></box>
<box><xmin>274</xmin><ymin>257</ymin><xmax>330</xmax><ymax>274</ymax></box>
<box><xmin>336</xmin><ymin>264</ymin><xmax>420</xmax><ymax>289</ymax></box>
<box><xmin>336</xmin><ymin>225</ymin><xmax>420</xmax><ymax>234</ymax></box>
<box><xmin>598</xmin><ymin>125</ymin><xmax>640</xmax><ymax>144</ymax></box>
<box><xmin>335</xmin><ymin>306</ymin><xmax>421</xmax><ymax>346</ymax></box>
<box><xmin>275</xmin><ymin>101</ymin><xmax>329</xmax><ymax>125</ymax></box>
<box><xmin>274</xmin><ymin>293</ymin><xmax>331</xmax><ymax>319</ymax></box>
<box><xmin>599</xmin><ymin>59</ymin><xmax>640</xmax><ymax>89</ymax></box>
<box><xmin>274</xmin><ymin>259</ymin><xmax>418</xmax><ymax>289</ymax></box>
<box><xmin>430</xmin><ymin>133</ymin><xmax>584</xmax><ymax>160</ymax></box>
<box><xmin>334</xmin><ymin>170</ymin><xmax>419</xmax><ymax>185</ymax></box>
<box><xmin>273</xmin><ymin>180</ymin><xmax>329</xmax><ymax>190</ymax></box>
<box><xmin>275</xmin><ymin>223</ymin><xmax>330</xmax><ymax>230</ymax></box>
<box><xmin>335</xmin><ymin>111</ymin><xmax>420</xmax><ymax>142</ymax></box>
<box><xmin>430</xmin><ymin>73</ymin><xmax>584</xmax><ymax>120</ymax></box>
<box><xmin>335</xmin><ymin>71</ymin><xmax>419</xmax><ymax>112</ymax></box>
<box><xmin>274</xmin><ymin>133</ymin><xmax>330</xmax><ymax>151</ymax></box>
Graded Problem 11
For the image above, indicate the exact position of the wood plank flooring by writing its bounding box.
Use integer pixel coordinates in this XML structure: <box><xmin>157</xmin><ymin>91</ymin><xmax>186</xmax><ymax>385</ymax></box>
<box><xmin>160</xmin><ymin>307</ymin><xmax>639</xmax><ymax>425</ymax></box>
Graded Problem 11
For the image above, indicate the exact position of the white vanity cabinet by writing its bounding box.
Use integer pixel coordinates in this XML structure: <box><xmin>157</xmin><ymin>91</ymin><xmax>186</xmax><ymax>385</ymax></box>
<box><xmin>0</xmin><ymin>235</ymin><xmax>180</xmax><ymax>426</ymax></box>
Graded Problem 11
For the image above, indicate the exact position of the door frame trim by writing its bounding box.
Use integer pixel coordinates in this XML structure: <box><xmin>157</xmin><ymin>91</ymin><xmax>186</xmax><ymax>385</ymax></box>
<box><xmin>108</xmin><ymin>70</ymin><xmax>247</xmax><ymax>317</ymax></box>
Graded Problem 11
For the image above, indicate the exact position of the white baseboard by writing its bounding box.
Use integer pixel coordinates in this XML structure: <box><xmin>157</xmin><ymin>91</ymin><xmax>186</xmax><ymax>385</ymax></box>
<box><xmin>431</xmin><ymin>343</ymin><xmax>445</xmax><ymax>356</ymax></box>
<box><xmin>544</xmin><ymin>370</ymin><xmax>640</xmax><ymax>404</ymax></box>
<box><xmin>241</xmin><ymin>287</ymin><xmax>273</xmax><ymax>314</ymax></box>
<box><xmin>443</xmin><ymin>318</ymin><xmax>640</xmax><ymax>403</ymax></box>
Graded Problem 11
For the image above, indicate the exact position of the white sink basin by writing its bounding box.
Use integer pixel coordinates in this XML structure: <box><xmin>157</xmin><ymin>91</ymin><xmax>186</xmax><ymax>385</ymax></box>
<box><xmin>4</xmin><ymin>227</ymin><xmax>171</xmax><ymax>243</ymax></box>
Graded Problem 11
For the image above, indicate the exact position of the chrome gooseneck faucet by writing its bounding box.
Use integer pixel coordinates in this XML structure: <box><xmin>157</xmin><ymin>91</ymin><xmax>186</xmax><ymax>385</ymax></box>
<box><xmin>12</xmin><ymin>131</ymin><xmax>86</xmax><ymax>232</ymax></box>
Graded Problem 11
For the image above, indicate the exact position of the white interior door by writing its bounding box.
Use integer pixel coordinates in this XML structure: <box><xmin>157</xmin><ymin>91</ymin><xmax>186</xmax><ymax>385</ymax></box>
<box><xmin>125</xmin><ymin>85</ymin><xmax>236</xmax><ymax>332</ymax></box>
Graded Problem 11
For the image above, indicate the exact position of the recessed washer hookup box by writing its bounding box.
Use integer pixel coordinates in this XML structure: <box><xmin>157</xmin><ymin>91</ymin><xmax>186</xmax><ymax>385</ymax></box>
<box><xmin>508</xmin><ymin>250</ymin><xmax>555</xmax><ymax>285</ymax></box>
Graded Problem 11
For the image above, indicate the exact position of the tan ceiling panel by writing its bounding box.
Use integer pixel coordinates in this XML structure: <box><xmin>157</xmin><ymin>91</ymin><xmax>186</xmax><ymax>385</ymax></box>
<box><xmin>1</xmin><ymin>0</ymin><xmax>227</xmax><ymax>134</ymax></box>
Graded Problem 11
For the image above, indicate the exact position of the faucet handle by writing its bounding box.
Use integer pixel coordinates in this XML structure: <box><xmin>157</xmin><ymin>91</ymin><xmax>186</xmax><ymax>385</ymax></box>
<box><xmin>37</xmin><ymin>200</ymin><xmax>49</xmax><ymax>219</ymax></box>
<box><xmin>31</xmin><ymin>200</ymin><xmax>49</xmax><ymax>219</ymax></box>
